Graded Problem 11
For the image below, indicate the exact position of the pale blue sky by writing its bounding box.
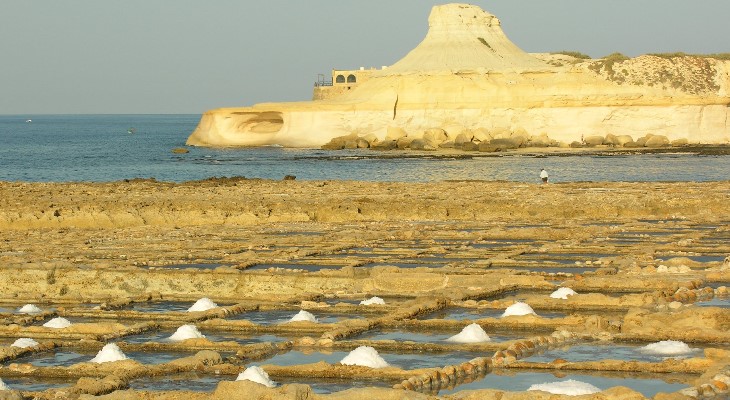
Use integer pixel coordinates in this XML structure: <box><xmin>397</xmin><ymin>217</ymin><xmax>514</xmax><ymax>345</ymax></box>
<box><xmin>2</xmin><ymin>1</ymin><xmax>728</xmax><ymax>114</ymax></box>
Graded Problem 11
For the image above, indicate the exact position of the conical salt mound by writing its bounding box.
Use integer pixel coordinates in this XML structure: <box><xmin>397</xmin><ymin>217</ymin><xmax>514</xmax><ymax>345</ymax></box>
<box><xmin>236</xmin><ymin>365</ymin><xmax>277</xmax><ymax>388</ymax></box>
<box><xmin>384</xmin><ymin>3</ymin><xmax>548</xmax><ymax>73</ymax></box>
<box><xmin>90</xmin><ymin>343</ymin><xmax>128</xmax><ymax>363</ymax></box>
<box><xmin>446</xmin><ymin>323</ymin><xmax>491</xmax><ymax>343</ymax></box>
<box><xmin>187</xmin><ymin>298</ymin><xmax>218</xmax><ymax>312</ymax></box>
<box><xmin>340</xmin><ymin>346</ymin><xmax>389</xmax><ymax>368</ymax></box>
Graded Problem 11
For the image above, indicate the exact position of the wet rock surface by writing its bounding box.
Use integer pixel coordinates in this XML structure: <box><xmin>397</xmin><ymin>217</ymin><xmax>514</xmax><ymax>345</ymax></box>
<box><xmin>0</xmin><ymin>180</ymin><xmax>729</xmax><ymax>399</ymax></box>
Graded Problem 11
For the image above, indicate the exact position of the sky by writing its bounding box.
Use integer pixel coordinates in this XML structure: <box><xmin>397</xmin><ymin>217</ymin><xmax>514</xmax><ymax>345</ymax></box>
<box><xmin>2</xmin><ymin>0</ymin><xmax>729</xmax><ymax>114</ymax></box>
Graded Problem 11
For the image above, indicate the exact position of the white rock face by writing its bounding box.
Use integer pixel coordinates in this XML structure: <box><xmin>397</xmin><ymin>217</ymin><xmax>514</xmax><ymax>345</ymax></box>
<box><xmin>639</xmin><ymin>340</ymin><xmax>696</xmax><ymax>356</ymax></box>
<box><xmin>446</xmin><ymin>323</ymin><xmax>491</xmax><ymax>343</ymax></box>
<box><xmin>287</xmin><ymin>310</ymin><xmax>318</xmax><ymax>323</ymax></box>
<box><xmin>187</xmin><ymin>4</ymin><xmax>730</xmax><ymax>148</ymax></box>
<box><xmin>17</xmin><ymin>304</ymin><xmax>42</xmax><ymax>313</ymax></box>
<box><xmin>550</xmin><ymin>287</ymin><xmax>577</xmax><ymax>299</ymax></box>
<box><xmin>0</xmin><ymin>378</ymin><xmax>9</xmax><ymax>391</ymax></box>
<box><xmin>168</xmin><ymin>325</ymin><xmax>205</xmax><ymax>341</ymax></box>
<box><xmin>501</xmin><ymin>302</ymin><xmax>537</xmax><ymax>317</ymax></box>
<box><xmin>43</xmin><ymin>317</ymin><xmax>72</xmax><ymax>328</ymax></box>
<box><xmin>90</xmin><ymin>343</ymin><xmax>128</xmax><ymax>363</ymax></box>
<box><xmin>11</xmin><ymin>338</ymin><xmax>39</xmax><ymax>348</ymax></box>
<box><xmin>236</xmin><ymin>365</ymin><xmax>276</xmax><ymax>388</ymax></box>
<box><xmin>529</xmin><ymin>379</ymin><xmax>601</xmax><ymax>395</ymax></box>
<box><xmin>360</xmin><ymin>296</ymin><xmax>385</xmax><ymax>305</ymax></box>
<box><xmin>187</xmin><ymin>298</ymin><xmax>218</xmax><ymax>312</ymax></box>
<box><xmin>340</xmin><ymin>346</ymin><xmax>390</xmax><ymax>368</ymax></box>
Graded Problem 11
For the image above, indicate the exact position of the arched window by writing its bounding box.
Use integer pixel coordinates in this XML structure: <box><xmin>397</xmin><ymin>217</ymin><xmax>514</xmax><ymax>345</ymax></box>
<box><xmin>335</xmin><ymin>75</ymin><xmax>346</xmax><ymax>83</ymax></box>
<box><xmin>347</xmin><ymin>74</ymin><xmax>357</xmax><ymax>83</ymax></box>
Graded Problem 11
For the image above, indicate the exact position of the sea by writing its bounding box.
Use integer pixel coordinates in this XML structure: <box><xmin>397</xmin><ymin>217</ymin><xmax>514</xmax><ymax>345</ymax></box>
<box><xmin>1</xmin><ymin>114</ymin><xmax>728</xmax><ymax>183</ymax></box>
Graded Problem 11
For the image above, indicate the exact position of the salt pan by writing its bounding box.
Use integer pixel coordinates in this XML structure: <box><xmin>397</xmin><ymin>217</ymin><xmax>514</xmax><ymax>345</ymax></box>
<box><xmin>90</xmin><ymin>343</ymin><xmax>128</xmax><ymax>363</ymax></box>
<box><xmin>187</xmin><ymin>297</ymin><xmax>218</xmax><ymax>312</ymax></box>
<box><xmin>360</xmin><ymin>296</ymin><xmax>385</xmax><ymax>305</ymax></box>
<box><xmin>340</xmin><ymin>346</ymin><xmax>389</xmax><ymax>368</ymax></box>
<box><xmin>639</xmin><ymin>340</ymin><xmax>696</xmax><ymax>356</ymax></box>
<box><xmin>501</xmin><ymin>302</ymin><xmax>537</xmax><ymax>317</ymax></box>
<box><xmin>43</xmin><ymin>317</ymin><xmax>72</xmax><ymax>328</ymax></box>
<box><xmin>236</xmin><ymin>365</ymin><xmax>276</xmax><ymax>387</ymax></box>
<box><xmin>0</xmin><ymin>378</ymin><xmax>9</xmax><ymax>390</ymax></box>
<box><xmin>168</xmin><ymin>324</ymin><xmax>205</xmax><ymax>341</ymax></box>
<box><xmin>529</xmin><ymin>379</ymin><xmax>601</xmax><ymax>395</ymax></box>
<box><xmin>287</xmin><ymin>310</ymin><xmax>318</xmax><ymax>323</ymax></box>
<box><xmin>550</xmin><ymin>287</ymin><xmax>577</xmax><ymax>299</ymax></box>
<box><xmin>446</xmin><ymin>323</ymin><xmax>491</xmax><ymax>343</ymax></box>
<box><xmin>11</xmin><ymin>338</ymin><xmax>39</xmax><ymax>348</ymax></box>
<box><xmin>17</xmin><ymin>304</ymin><xmax>42</xmax><ymax>313</ymax></box>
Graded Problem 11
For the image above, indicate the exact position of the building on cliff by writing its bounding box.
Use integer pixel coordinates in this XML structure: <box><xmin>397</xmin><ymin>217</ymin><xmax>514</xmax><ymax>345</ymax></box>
<box><xmin>187</xmin><ymin>3</ymin><xmax>730</xmax><ymax>148</ymax></box>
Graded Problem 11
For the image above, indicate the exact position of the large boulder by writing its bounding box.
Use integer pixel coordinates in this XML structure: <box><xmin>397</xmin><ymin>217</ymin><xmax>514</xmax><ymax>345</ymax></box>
<box><xmin>461</xmin><ymin>141</ymin><xmax>480</xmax><ymax>151</ymax></box>
<box><xmin>355</xmin><ymin>138</ymin><xmax>370</xmax><ymax>149</ymax></box>
<box><xmin>603</xmin><ymin>133</ymin><xmax>619</xmax><ymax>146</ymax></box>
<box><xmin>396</xmin><ymin>137</ymin><xmax>414</xmax><ymax>149</ymax></box>
<box><xmin>645</xmin><ymin>135</ymin><xmax>670</xmax><ymax>148</ymax></box>
<box><xmin>472</xmin><ymin>128</ymin><xmax>492</xmax><ymax>142</ymax></box>
<box><xmin>454</xmin><ymin>133</ymin><xmax>472</xmax><ymax>146</ymax></box>
<box><xmin>527</xmin><ymin>133</ymin><xmax>551</xmax><ymax>148</ymax></box>
<box><xmin>322</xmin><ymin>134</ymin><xmax>356</xmax><ymax>150</ymax></box>
<box><xmin>423</xmin><ymin>128</ymin><xmax>449</xmax><ymax>145</ymax></box>
<box><xmin>409</xmin><ymin>138</ymin><xmax>437</xmax><ymax>151</ymax></box>
<box><xmin>372</xmin><ymin>140</ymin><xmax>397</xmax><ymax>150</ymax></box>
<box><xmin>385</xmin><ymin>127</ymin><xmax>408</xmax><ymax>141</ymax></box>
<box><xmin>583</xmin><ymin>135</ymin><xmax>605</xmax><ymax>147</ymax></box>
<box><xmin>615</xmin><ymin>135</ymin><xmax>634</xmax><ymax>146</ymax></box>
<box><xmin>489</xmin><ymin>136</ymin><xmax>526</xmax><ymax>150</ymax></box>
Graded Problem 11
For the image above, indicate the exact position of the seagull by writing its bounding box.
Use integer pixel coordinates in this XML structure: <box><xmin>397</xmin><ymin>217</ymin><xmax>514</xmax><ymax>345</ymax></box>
<box><xmin>25</xmin><ymin>119</ymin><xmax>32</xmax><ymax>123</ymax></box>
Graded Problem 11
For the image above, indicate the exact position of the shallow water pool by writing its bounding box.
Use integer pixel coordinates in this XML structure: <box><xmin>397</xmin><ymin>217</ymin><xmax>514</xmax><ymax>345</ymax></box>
<box><xmin>359</xmin><ymin>329</ymin><xmax>517</xmax><ymax>343</ymax></box>
<box><xmin>524</xmin><ymin>342</ymin><xmax>703</xmax><ymax>363</ymax></box>
<box><xmin>438</xmin><ymin>371</ymin><xmax>691</xmax><ymax>397</ymax></box>
<box><xmin>0</xmin><ymin>376</ymin><xmax>75</xmax><ymax>391</ymax></box>
<box><xmin>228</xmin><ymin>310</ymin><xmax>362</xmax><ymax>324</ymax></box>
<box><xmin>130</xmin><ymin>372</ymin><xmax>224</xmax><ymax>392</ymax></box>
<box><xmin>123</xmin><ymin>330</ymin><xmax>288</xmax><ymax>345</ymax></box>
<box><xmin>423</xmin><ymin>307</ymin><xmax>567</xmax><ymax>320</ymax></box>
<box><xmin>263</xmin><ymin>349</ymin><xmax>487</xmax><ymax>370</ymax></box>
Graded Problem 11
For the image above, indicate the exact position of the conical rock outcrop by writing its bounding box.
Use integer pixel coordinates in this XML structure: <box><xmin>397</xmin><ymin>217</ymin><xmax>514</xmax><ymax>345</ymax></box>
<box><xmin>187</xmin><ymin>3</ymin><xmax>730</xmax><ymax>148</ymax></box>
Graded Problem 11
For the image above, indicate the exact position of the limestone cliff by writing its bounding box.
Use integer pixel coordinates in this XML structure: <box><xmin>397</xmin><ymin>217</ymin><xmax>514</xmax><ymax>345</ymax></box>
<box><xmin>187</xmin><ymin>3</ymin><xmax>730</xmax><ymax>148</ymax></box>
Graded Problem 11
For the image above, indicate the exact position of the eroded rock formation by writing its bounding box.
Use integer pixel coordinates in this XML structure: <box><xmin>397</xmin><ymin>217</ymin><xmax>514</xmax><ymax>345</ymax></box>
<box><xmin>187</xmin><ymin>3</ymin><xmax>730</xmax><ymax>148</ymax></box>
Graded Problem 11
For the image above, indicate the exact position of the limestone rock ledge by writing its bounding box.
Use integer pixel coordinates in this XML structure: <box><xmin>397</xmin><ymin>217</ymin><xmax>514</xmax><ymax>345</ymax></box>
<box><xmin>186</xmin><ymin>3</ymin><xmax>730</xmax><ymax>148</ymax></box>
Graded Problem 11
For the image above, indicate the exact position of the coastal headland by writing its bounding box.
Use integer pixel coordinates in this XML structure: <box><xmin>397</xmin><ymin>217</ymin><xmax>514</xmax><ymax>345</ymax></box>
<box><xmin>187</xmin><ymin>3</ymin><xmax>730</xmax><ymax>149</ymax></box>
<box><xmin>0</xmin><ymin>179</ymin><xmax>729</xmax><ymax>398</ymax></box>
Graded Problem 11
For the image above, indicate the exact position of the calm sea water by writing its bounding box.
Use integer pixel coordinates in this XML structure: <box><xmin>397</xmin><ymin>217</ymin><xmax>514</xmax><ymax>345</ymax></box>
<box><xmin>0</xmin><ymin>114</ymin><xmax>728</xmax><ymax>183</ymax></box>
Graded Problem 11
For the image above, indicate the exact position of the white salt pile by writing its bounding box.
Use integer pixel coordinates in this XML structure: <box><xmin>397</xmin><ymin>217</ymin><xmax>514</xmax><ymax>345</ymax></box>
<box><xmin>0</xmin><ymin>377</ymin><xmax>9</xmax><ymax>390</ymax></box>
<box><xmin>11</xmin><ymin>338</ymin><xmax>39</xmax><ymax>348</ymax></box>
<box><xmin>501</xmin><ymin>302</ymin><xmax>537</xmax><ymax>317</ymax></box>
<box><xmin>340</xmin><ymin>346</ymin><xmax>389</xmax><ymax>368</ymax></box>
<box><xmin>167</xmin><ymin>324</ymin><xmax>206</xmax><ymax>341</ymax></box>
<box><xmin>187</xmin><ymin>297</ymin><xmax>218</xmax><ymax>312</ymax></box>
<box><xmin>360</xmin><ymin>296</ymin><xmax>385</xmax><ymax>305</ymax></box>
<box><xmin>550</xmin><ymin>287</ymin><xmax>577</xmax><ymax>300</ymax></box>
<box><xmin>90</xmin><ymin>343</ymin><xmax>128</xmax><ymax>363</ymax></box>
<box><xmin>287</xmin><ymin>310</ymin><xmax>318</xmax><ymax>323</ymax></box>
<box><xmin>236</xmin><ymin>365</ymin><xmax>277</xmax><ymax>388</ymax></box>
<box><xmin>529</xmin><ymin>379</ymin><xmax>601</xmax><ymax>395</ymax></box>
<box><xmin>17</xmin><ymin>304</ymin><xmax>42</xmax><ymax>313</ymax></box>
<box><xmin>446</xmin><ymin>323</ymin><xmax>491</xmax><ymax>343</ymax></box>
<box><xmin>638</xmin><ymin>340</ymin><xmax>696</xmax><ymax>356</ymax></box>
<box><xmin>42</xmin><ymin>317</ymin><xmax>72</xmax><ymax>328</ymax></box>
